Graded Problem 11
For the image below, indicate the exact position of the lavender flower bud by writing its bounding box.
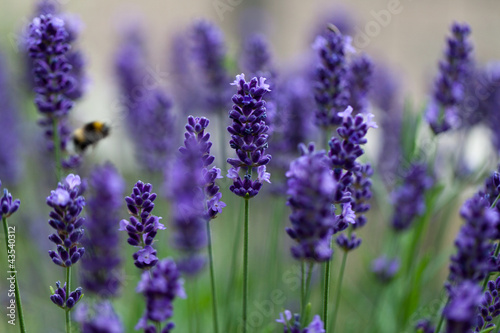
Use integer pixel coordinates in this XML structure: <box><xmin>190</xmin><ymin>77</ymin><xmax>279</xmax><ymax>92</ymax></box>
<box><xmin>276</xmin><ymin>310</ymin><xmax>325</xmax><ymax>332</ymax></box>
<box><xmin>75</xmin><ymin>301</ymin><xmax>124</xmax><ymax>333</ymax></box>
<box><xmin>443</xmin><ymin>281</ymin><xmax>482</xmax><ymax>333</ymax></box>
<box><xmin>346</xmin><ymin>54</ymin><xmax>373</xmax><ymax>116</ymax></box>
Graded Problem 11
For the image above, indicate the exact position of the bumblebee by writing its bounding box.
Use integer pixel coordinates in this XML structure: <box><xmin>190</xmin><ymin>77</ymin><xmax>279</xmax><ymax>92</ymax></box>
<box><xmin>72</xmin><ymin>121</ymin><xmax>110</xmax><ymax>152</ymax></box>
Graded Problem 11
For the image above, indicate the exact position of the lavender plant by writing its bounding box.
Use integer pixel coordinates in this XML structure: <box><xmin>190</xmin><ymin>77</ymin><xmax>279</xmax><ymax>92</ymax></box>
<box><xmin>227</xmin><ymin>73</ymin><xmax>271</xmax><ymax>332</ymax></box>
<box><xmin>81</xmin><ymin>163</ymin><xmax>125</xmax><ymax>298</ymax></box>
<box><xmin>119</xmin><ymin>181</ymin><xmax>165</xmax><ymax>269</ymax></box>
<box><xmin>46</xmin><ymin>174</ymin><xmax>86</xmax><ymax>332</ymax></box>
<box><xmin>74</xmin><ymin>301</ymin><xmax>124</xmax><ymax>333</ymax></box>
<box><xmin>425</xmin><ymin>22</ymin><xmax>473</xmax><ymax>134</ymax></box>
<box><xmin>276</xmin><ymin>310</ymin><xmax>325</xmax><ymax>333</ymax></box>
<box><xmin>27</xmin><ymin>14</ymin><xmax>84</xmax><ymax>177</ymax></box>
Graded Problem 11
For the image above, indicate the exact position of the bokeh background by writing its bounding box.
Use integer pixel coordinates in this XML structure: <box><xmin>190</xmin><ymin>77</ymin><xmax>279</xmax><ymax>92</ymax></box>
<box><xmin>1</xmin><ymin>0</ymin><xmax>500</xmax><ymax>332</ymax></box>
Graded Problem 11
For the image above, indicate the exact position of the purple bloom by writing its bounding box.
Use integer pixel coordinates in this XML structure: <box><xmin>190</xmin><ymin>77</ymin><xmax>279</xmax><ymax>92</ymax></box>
<box><xmin>313</xmin><ymin>27</ymin><xmax>350</xmax><ymax>129</ymax></box>
<box><xmin>371</xmin><ymin>255</ymin><xmax>400</xmax><ymax>283</ymax></box>
<box><xmin>50</xmin><ymin>281</ymin><xmax>82</xmax><ymax>310</ymax></box>
<box><xmin>190</xmin><ymin>20</ymin><xmax>231</xmax><ymax>114</ymax></box>
<box><xmin>227</xmin><ymin>73</ymin><xmax>272</xmax><ymax>198</ymax></box>
<box><xmin>286</xmin><ymin>143</ymin><xmax>336</xmax><ymax>262</ymax></box>
<box><xmin>335</xmin><ymin>233</ymin><xmax>361</xmax><ymax>251</ymax></box>
<box><xmin>276</xmin><ymin>311</ymin><xmax>325</xmax><ymax>333</ymax></box>
<box><xmin>171</xmin><ymin>116</ymin><xmax>224</xmax><ymax>275</ymax></box>
<box><xmin>27</xmin><ymin>14</ymin><xmax>83</xmax><ymax>168</ymax></box>
<box><xmin>346</xmin><ymin>54</ymin><xmax>373</xmax><ymax>115</ymax></box>
<box><xmin>47</xmin><ymin>174</ymin><xmax>85</xmax><ymax>268</ymax></box>
<box><xmin>475</xmin><ymin>276</ymin><xmax>500</xmax><ymax>332</ymax></box>
<box><xmin>0</xmin><ymin>181</ymin><xmax>21</xmax><ymax>219</ymax></box>
<box><xmin>75</xmin><ymin>301</ymin><xmax>124</xmax><ymax>333</ymax></box>
<box><xmin>240</xmin><ymin>33</ymin><xmax>274</xmax><ymax>79</ymax></box>
<box><xmin>449</xmin><ymin>194</ymin><xmax>499</xmax><ymax>284</ymax></box>
<box><xmin>0</xmin><ymin>52</ymin><xmax>22</xmax><ymax>184</ymax></box>
<box><xmin>390</xmin><ymin>164</ymin><xmax>433</xmax><ymax>231</ymax></box>
<box><xmin>425</xmin><ymin>22</ymin><xmax>473</xmax><ymax>134</ymax></box>
<box><xmin>415</xmin><ymin>320</ymin><xmax>435</xmax><ymax>333</ymax></box>
<box><xmin>444</xmin><ymin>281</ymin><xmax>482</xmax><ymax>333</ymax></box>
<box><xmin>81</xmin><ymin>163</ymin><xmax>125</xmax><ymax>297</ymax></box>
<box><xmin>135</xmin><ymin>259</ymin><xmax>185</xmax><ymax>331</ymax></box>
<box><xmin>120</xmin><ymin>181</ymin><xmax>164</xmax><ymax>270</ymax></box>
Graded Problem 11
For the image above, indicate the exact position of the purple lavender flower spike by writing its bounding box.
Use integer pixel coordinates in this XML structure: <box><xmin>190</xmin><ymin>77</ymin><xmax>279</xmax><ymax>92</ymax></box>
<box><xmin>448</xmin><ymin>194</ymin><xmax>499</xmax><ymax>284</ymax></box>
<box><xmin>390</xmin><ymin>164</ymin><xmax>433</xmax><ymax>232</ymax></box>
<box><xmin>346</xmin><ymin>54</ymin><xmax>373</xmax><ymax>116</ymax></box>
<box><xmin>286</xmin><ymin>143</ymin><xmax>337</xmax><ymax>262</ymax></box>
<box><xmin>444</xmin><ymin>281</ymin><xmax>482</xmax><ymax>333</ymax></box>
<box><xmin>313</xmin><ymin>27</ymin><xmax>350</xmax><ymax>129</ymax></box>
<box><xmin>327</xmin><ymin>106</ymin><xmax>376</xmax><ymax>246</ymax></box>
<box><xmin>474</xmin><ymin>276</ymin><xmax>500</xmax><ymax>331</ymax></box>
<box><xmin>120</xmin><ymin>181</ymin><xmax>164</xmax><ymax>270</ymax></box>
<box><xmin>276</xmin><ymin>310</ymin><xmax>325</xmax><ymax>332</ymax></box>
<box><xmin>135</xmin><ymin>259</ymin><xmax>186</xmax><ymax>331</ymax></box>
<box><xmin>75</xmin><ymin>301</ymin><xmax>124</xmax><ymax>333</ymax></box>
<box><xmin>172</xmin><ymin>116</ymin><xmax>225</xmax><ymax>275</ymax></box>
<box><xmin>47</xmin><ymin>174</ymin><xmax>86</xmax><ymax>269</ymax></box>
<box><xmin>425</xmin><ymin>22</ymin><xmax>473</xmax><ymax>134</ymax></box>
<box><xmin>371</xmin><ymin>255</ymin><xmax>400</xmax><ymax>283</ymax></box>
<box><xmin>227</xmin><ymin>73</ymin><xmax>272</xmax><ymax>198</ymax></box>
<box><xmin>0</xmin><ymin>52</ymin><xmax>22</xmax><ymax>184</ymax></box>
<box><xmin>27</xmin><ymin>13</ymin><xmax>83</xmax><ymax>168</ymax></box>
<box><xmin>191</xmin><ymin>20</ymin><xmax>231</xmax><ymax>114</ymax></box>
<box><xmin>81</xmin><ymin>163</ymin><xmax>125</xmax><ymax>298</ymax></box>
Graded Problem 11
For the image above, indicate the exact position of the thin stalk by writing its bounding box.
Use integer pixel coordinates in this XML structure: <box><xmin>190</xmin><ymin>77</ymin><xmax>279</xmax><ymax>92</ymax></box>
<box><xmin>242</xmin><ymin>197</ymin><xmax>249</xmax><ymax>333</ymax></box>
<box><xmin>301</xmin><ymin>262</ymin><xmax>314</xmax><ymax>326</ymax></box>
<box><xmin>331</xmin><ymin>249</ymin><xmax>349</xmax><ymax>332</ymax></box>
<box><xmin>65</xmin><ymin>266</ymin><xmax>71</xmax><ymax>333</ymax></box>
<box><xmin>323</xmin><ymin>259</ymin><xmax>332</xmax><ymax>330</ymax></box>
<box><xmin>224</xmin><ymin>198</ymin><xmax>243</xmax><ymax>331</ymax></box>
<box><xmin>434</xmin><ymin>298</ymin><xmax>449</xmax><ymax>333</ymax></box>
<box><xmin>207</xmin><ymin>221</ymin><xmax>219</xmax><ymax>333</ymax></box>
<box><xmin>3</xmin><ymin>217</ymin><xmax>26</xmax><ymax>333</ymax></box>
<box><xmin>301</xmin><ymin>261</ymin><xmax>305</xmax><ymax>316</ymax></box>
<box><xmin>52</xmin><ymin>118</ymin><xmax>63</xmax><ymax>181</ymax></box>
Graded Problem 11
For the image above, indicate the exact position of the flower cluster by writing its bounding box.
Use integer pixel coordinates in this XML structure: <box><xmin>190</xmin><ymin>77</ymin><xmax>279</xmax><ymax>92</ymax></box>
<box><xmin>327</xmin><ymin>106</ymin><xmax>376</xmax><ymax>250</ymax></box>
<box><xmin>371</xmin><ymin>255</ymin><xmax>400</xmax><ymax>284</ymax></box>
<box><xmin>0</xmin><ymin>180</ymin><xmax>21</xmax><ymax>220</ymax></box>
<box><xmin>276</xmin><ymin>310</ymin><xmax>325</xmax><ymax>333</ymax></box>
<box><xmin>390</xmin><ymin>164</ymin><xmax>433</xmax><ymax>231</ymax></box>
<box><xmin>191</xmin><ymin>20</ymin><xmax>230</xmax><ymax>114</ymax></box>
<box><xmin>425</xmin><ymin>22</ymin><xmax>473</xmax><ymax>134</ymax></box>
<box><xmin>227</xmin><ymin>73</ymin><xmax>272</xmax><ymax>198</ymax></box>
<box><xmin>115</xmin><ymin>29</ymin><xmax>175</xmax><ymax>173</ymax></box>
<box><xmin>119</xmin><ymin>181</ymin><xmax>165</xmax><ymax>269</ymax></box>
<box><xmin>27</xmin><ymin>14</ymin><xmax>82</xmax><ymax>168</ymax></box>
<box><xmin>135</xmin><ymin>259</ymin><xmax>186</xmax><ymax>332</ymax></box>
<box><xmin>81</xmin><ymin>163</ymin><xmax>125</xmax><ymax>297</ymax></box>
<box><xmin>286</xmin><ymin>143</ymin><xmax>337</xmax><ymax>262</ymax></box>
<box><xmin>443</xmin><ymin>281</ymin><xmax>482</xmax><ymax>333</ymax></box>
<box><xmin>46</xmin><ymin>174</ymin><xmax>85</xmax><ymax>268</ymax></box>
<box><xmin>346</xmin><ymin>54</ymin><xmax>373</xmax><ymax>115</ymax></box>
<box><xmin>313</xmin><ymin>27</ymin><xmax>350</xmax><ymax>129</ymax></box>
<box><xmin>475</xmin><ymin>277</ymin><xmax>500</xmax><ymax>332</ymax></box>
<box><xmin>75</xmin><ymin>301</ymin><xmax>124</xmax><ymax>333</ymax></box>
<box><xmin>448</xmin><ymin>194</ymin><xmax>498</xmax><ymax>284</ymax></box>
<box><xmin>172</xmin><ymin>116</ymin><xmax>225</xmax><ymax>275</ymax></box>
<box><xmin>50</xmin><ymin>281</ymin><xmax>83</xmax><ymax>310</ymax></box>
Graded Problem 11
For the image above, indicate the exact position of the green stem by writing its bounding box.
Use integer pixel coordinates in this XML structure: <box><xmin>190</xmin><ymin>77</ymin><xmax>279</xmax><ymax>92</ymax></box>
<box><xmin>331</xmin><ymin>250</ymin><xmax>349</xmax><ymax>332</ymax></box>
<box><xmin>225</xmin><ymin>199</ymin><xmax>243</xmax><ymax>331</ymax></box>
<box><xmin>434</xmin><ymin>298</ymin><xmax>449</xmax><ymax>333</ymax></box>
<box><xmin>3</xmin><ymin>217</ymin><xmax>26</xmax><ymax>333</ymax></box>
<box><xmin>207</xmin><ymin>221</ymin><xmax>219</xmax><ymax>333</ymax></box>
<box><xmin>52</xmin><ymin>118</ymin><xmax>63</xmax><ymax>181</ymax></box>
<box><xmin>65</xmin><ymin>266</ymin><xmax>71</xmax><ymax>333</ymax></box>
<box><xmin>323</xmin><ymin>258</ymin><xmax>332</xmax><ymax>331</ymax></box>
<box><xmin>301</xmin><ymin>262</ymin><xmax>314</xmax><ymax>326</ymax></box>
<box><xmin>242</xmin><ymin>197</ymin><xmax>249</xmax><ymax>333</ymax></box>
<box><xmin>301</xmin><ymin>261</ymin><xmax>305</xmax><ymax>316</ymax></box>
